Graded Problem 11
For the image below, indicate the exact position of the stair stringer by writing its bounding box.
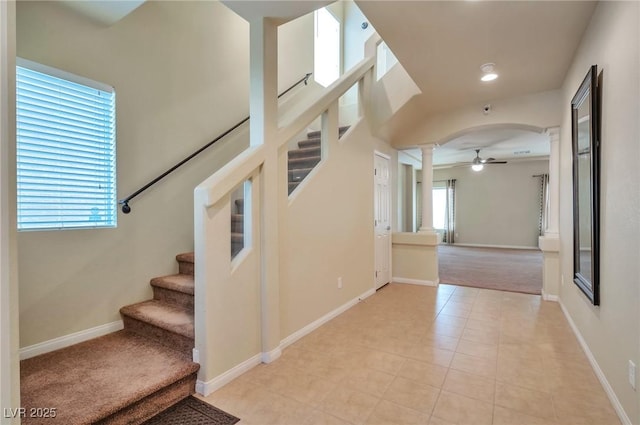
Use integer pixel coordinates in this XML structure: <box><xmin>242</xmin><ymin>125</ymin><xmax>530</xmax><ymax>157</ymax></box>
<box><xmin>194</xmin><ymin>53</ymin><xmax>382</xmax><ymax>395</ymax></box>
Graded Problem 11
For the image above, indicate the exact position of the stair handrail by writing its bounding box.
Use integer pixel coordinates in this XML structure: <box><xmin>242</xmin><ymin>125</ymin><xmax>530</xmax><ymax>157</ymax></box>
<box><xmin>198</xmin><ymin>55</ymin><xmax>377</xmax><ymax>210</ymax></box>
<box><xmin>118</xmin><ymin>72</ymin><xmax>312</xmax><ymax>214</ymax></box>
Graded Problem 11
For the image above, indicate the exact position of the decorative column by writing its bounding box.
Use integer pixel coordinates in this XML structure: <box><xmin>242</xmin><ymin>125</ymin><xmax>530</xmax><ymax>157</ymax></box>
<box><xmin>419</xmin><ymin>144</ymin><xmax>435</xmax><ymax>233</ymax></box>
<box><xmin>391</xmin><ymin>143</ymin><xmax>440</xmax><ymax>287</ymax></box>
<box><xmin>546</xmin><ymin>127</ymin><xmax>560</xmax><ymax>237</ymax></box>
<box><xmin>249</xmin><ymin>18</ymin><xmax>281</xmax><ymax>362</ymax></box>
<box><xmin>539</xmin><ymin>127</ymin><xmax>561</xmax><ymax>300</ymax></box>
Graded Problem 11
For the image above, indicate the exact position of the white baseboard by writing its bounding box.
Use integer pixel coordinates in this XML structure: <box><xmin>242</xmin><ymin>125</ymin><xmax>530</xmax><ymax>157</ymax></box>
<box><xmin>261</xmin><ymin>346</ymin><xmax>282</xmax><ymax>363</ymax></box>
<box><xmin>392</xmin><ymin>277</ymin><xmax>439</xmax><ymax>287</ymax></box>
<box><xmin>280</xmin><ymin>287</ymin><xmax>376</xmax><ymax>349</ymax></box>
<box><xmin>450</xmin><ymin>243</ymin><xmax>539</xmax><ymax>250</ymax></box>
<box><xmin>196</xmin><ymin>353</ymin><xmax>262</xmax><ymax>397</ymax></box>
<box><xmin>542</xmin><ymin>292</ymin><xmax>559</xmax><ymax>302</ymax></box>
<box><xmin>559</xmin><ymin>301</ymin><xmax>632</xmax><ymax>425</ymax></box>
<box><xmin>19</xmin><ymin>320</ymin><xmax>124</xmax><ymax>360</ymax></box>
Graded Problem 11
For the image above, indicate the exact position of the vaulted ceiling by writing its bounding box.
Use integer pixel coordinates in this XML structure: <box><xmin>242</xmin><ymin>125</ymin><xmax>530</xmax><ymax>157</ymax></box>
<box><xmin>356</xmin><ymin>0</ymin><xmax>597</xmax><ymax>162</ymax></box>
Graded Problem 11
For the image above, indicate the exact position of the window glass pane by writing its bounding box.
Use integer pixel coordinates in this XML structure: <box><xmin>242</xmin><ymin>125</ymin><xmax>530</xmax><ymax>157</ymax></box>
<box><xmin>16</xmin><ymin>62</ymin><xmax>116</xmax><ymax>230</ymax></box>
<box><xmin>314</xmin><ymin>8</ymin><xmax>340</xmax><ymax>87</ymax></box>
<box><xmin>432</xmin><ymin>188</ymin><xmax>447</xmax><ymax>230</ymax></box>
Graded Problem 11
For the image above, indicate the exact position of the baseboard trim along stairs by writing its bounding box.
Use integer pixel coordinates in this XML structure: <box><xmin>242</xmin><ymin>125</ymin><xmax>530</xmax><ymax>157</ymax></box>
<box><xmin>20</xmin><ymin>320</ymin><xmax>124</xmax><ymax>360</ymax></box>
<box><xmin>19</xmin><ymin>252</ymin><xmax>199</xmax><ymax>424</ymax></box>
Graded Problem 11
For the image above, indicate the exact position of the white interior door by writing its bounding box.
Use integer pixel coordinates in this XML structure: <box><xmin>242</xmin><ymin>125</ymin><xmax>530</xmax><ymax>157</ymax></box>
<box><xmin>374</xmin><ymin>153</ymin><xmax>391</xmax><ymax>289</ymax></box>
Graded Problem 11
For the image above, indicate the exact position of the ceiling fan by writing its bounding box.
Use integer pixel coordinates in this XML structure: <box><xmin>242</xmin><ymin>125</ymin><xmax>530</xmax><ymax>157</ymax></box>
<box><xmin>463</xmin><ymin>149</ymin><xmax>507</xmax><ymax>171</ymax></box>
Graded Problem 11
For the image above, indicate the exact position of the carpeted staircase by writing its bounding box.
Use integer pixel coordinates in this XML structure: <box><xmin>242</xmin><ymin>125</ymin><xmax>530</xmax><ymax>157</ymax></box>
<box><xmin>231</xmin><ymin>198</ymin><xmax>244</xmax><ymax>258</ymax></box>
<box><xmin>287</xmin><ymin>126</ymin><xmax>349</xmax><ymax>194</ymax></box>
<box><xmin>20</xmin><ymin>253</ymin><xmax>200</xmax><ymax>425</ymax></box>
<box><xmin>18</xmin><ymin>127</ymin><xmax>351</xmax><ymax>424</ymax></box>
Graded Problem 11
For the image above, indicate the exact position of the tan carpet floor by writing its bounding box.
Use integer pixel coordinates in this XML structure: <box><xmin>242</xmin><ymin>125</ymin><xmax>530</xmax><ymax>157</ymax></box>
<box><xmin>438</xmin><ymin>245</ymin><xmax>542</xmax><ymax>295</ymax></box>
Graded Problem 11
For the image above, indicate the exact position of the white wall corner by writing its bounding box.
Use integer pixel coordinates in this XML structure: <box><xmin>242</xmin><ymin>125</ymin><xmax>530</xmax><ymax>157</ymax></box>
<box><xmin>195</xmin><ymin>353</ymin><xmax>262</xmax><ymax>397</ymax></box>
<box><xmin>19</xmin><ymin>320</ymin><xmax>124</xmax><ymax>360</ymax></box>
<box><xmin>541</xmin><ymin>292</ymin><xmax>559</xmax><ymax>302</ymax></box>
<box><xmin>559</xmin><ymin>301</ymin><xmax>633</xmax><ymax>425</ymax></box>
<box><xmin>539</xmin><ymin>234</ymin><xmax>560</xmax><ymax>252</ymax></box>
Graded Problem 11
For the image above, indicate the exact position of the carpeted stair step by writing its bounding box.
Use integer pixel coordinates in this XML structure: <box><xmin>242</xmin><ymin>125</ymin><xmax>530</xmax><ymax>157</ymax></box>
<box><xmin>231</xmin><ymin>232</ymin><xmax>243</xmax><ymax>257</ymax></box>
<box><xmin>231</xmin><ymin>213</ymin><xmax>244</xmax><ymax>233</ymax></box>
<box><xmin>288</xmin><ymin>146</ymin><xmax>321</xmax><ymax>159</ymax></box>
<box><xmin>288</xmin><ymin>167</ymin><xmax>312</xmax><ymax>183</ymax></box>
<box><xmin>20</xmin><ymin>330</ymin><xmax>199</xmax><ymax>425</ymax></box>
<box><xmin>176</xmin><ymin>252</ymin><xmax>194</xmax><ymax>276</ymax></box>
<box><xmin>234</xmin><ymin>198</ymin><xmax>244</xmax><ymax>214</ymax></box>
<box><xmin>120</xmin><ymin>300</ymin><xmax>194</xmax><ymax>358</ymax></box>
<box><xmin>297</xmin><ymin>137</ymin><xmax>320</xmax><ymax>149</ymax></box>
<box><xmin>150</xmin><ymin>274</ymin><xmax>194</xmax><ymax>311</ymax></box>
<box><xmin>288</xmin><ymin>181</ymin><xmax>300</xmax><ymax>194</ymax></box>
<box><xmin>288</xmin><ymin>155</ymin><xmax>320</xmax><ymax>170</ymax></box>
<box><xmin>306</xmin><ymin>126</ymin><xmax>350</xmax><ymax>140</ymax></box>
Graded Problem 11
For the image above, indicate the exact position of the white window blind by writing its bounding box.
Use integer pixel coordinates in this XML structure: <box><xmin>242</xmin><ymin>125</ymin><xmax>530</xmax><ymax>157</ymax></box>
<box><xmin>16</xmin><ymin>61</ymin><xmax>116</xmax><ymax>230</ymax></box>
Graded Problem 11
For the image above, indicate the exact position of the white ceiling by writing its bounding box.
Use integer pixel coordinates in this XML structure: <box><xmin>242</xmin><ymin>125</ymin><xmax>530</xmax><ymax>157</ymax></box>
<box><xmin>356</xmin><ymin>0</ymin><xmax>596</xmax><ymax>166</ymax></box>
<box><xmin>403</xmin><ymin>127</ymin><xmax>550</xmax><ymax>168</ymax></box>
<box><xmin>356</xmin><ymin>0</ymin><xmax>597</xmax><ymax>118</ymax></box>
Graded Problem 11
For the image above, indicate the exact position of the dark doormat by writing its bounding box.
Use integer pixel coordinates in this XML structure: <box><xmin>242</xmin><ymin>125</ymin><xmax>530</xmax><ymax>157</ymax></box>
<box><xmin>143</xmin><ymin>396</ymin><xmax>240</xmax><ymax>425</ymax></box>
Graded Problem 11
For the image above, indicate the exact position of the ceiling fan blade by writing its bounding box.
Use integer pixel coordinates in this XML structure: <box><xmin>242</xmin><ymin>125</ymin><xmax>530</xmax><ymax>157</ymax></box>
<box><xmin>482</xmin><ymin>158</ymin><xmax>495</xmax><ymax>163</ymax></box>
<box><xmin>485</xmin><ymin>161</ymin><xmax>508</xmax><ymax>164</ymax></box>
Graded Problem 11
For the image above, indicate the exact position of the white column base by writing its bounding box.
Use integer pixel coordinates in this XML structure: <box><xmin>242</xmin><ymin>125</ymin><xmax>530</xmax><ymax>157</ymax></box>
<box><xmin>539</xmin><ymin>235</ymin><xmax>560</xmax><ymax>300</ymax></box>
<box><xmin>392</xmin><ymin>232</ymin><xmax>440</xmax><ymax>286</ymax></box>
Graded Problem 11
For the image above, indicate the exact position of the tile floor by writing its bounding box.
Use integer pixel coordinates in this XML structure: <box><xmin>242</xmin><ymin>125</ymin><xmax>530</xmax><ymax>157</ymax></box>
<box><xmin>198</xmin><ymin>283</ymin><xmax>621</xmax><ymax>425</ymax></box>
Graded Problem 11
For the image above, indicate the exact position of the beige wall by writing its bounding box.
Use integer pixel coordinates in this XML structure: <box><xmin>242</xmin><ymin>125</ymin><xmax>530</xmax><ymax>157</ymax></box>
<box><xmin>558</xmin><ymin>2</ymin><xmax>640</xmax><ymax>423</ymax></box>
<box><xmin>433</xmin><ymin>159</ymin><xmax>549</xmax><ymax>248</ymax></box>
<box><xmin>15</xmin><ymin>1</ymin><xmax>314</xmax><ymax>347</ymax></box>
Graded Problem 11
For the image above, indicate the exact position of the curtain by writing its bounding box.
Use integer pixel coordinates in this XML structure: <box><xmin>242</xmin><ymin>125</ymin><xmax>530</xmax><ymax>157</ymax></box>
<box><xmin>416</xmin><ymin>181</ymin><xmax>422</xmax><ymax>230</ymax></box>
<box><xmin>445</xmin><ymin>179</ymin><xmax>456</xmax><ymax>243</ymax></box>
<box><xmin>432</xmin><ymin>179</ymin><xmax>456</xmax><ymax>243</ymax></box>
<box><xmin>416</xmin><ymin>179</ymin><xmax>456</xmax><ymax>241</ymax></box>
<box><xmin>536</xmin><ymin>174</ymin><xmax>549</xmax><ymax>236</ymax></box>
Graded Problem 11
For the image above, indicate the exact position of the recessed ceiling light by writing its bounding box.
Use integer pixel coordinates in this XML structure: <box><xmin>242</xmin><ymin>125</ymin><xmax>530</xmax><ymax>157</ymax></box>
<box><xmin>480</xmin><ymin>63</ymin><xmax>498</xmax><ymax>82</ymax></box>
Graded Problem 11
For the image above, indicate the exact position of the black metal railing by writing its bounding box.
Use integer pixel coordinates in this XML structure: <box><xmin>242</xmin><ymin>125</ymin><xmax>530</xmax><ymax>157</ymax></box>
<box><xmin>118</xmin><ymin>72</ymin><xmax>312</xmax><ymax>213</ymax></box>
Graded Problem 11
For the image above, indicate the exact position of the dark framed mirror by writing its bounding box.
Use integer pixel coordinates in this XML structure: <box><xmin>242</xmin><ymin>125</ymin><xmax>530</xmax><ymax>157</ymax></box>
<box><xmin>571</xmin><ymin>65</ymin><xmax>600</xmax><ymax>305</ymax></box>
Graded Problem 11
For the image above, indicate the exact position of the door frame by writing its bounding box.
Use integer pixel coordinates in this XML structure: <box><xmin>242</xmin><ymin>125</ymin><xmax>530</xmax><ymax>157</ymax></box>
<box><xmin>373</xmin><ymin>150</ymin><xmax>392</xmax><ymax>289</ymax></box>
<box><xmin>1</xmin><ymin>0</ymin><xmax>20</xmax><ymax>417</ymax></box>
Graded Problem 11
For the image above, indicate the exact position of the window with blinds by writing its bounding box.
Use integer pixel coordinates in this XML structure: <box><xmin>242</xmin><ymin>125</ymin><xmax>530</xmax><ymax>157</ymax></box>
<box><xmin>16</xmin><ymin>60</ymin><xmax>116</xmax><ymax>230</ymax></box>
